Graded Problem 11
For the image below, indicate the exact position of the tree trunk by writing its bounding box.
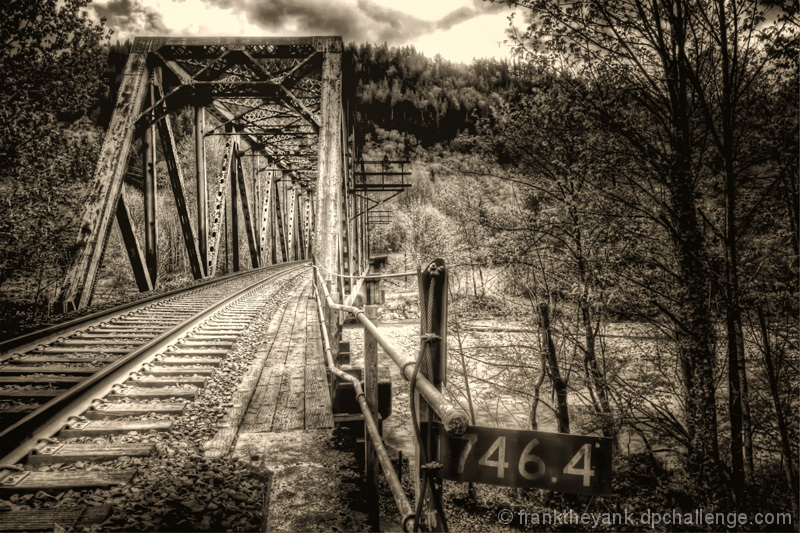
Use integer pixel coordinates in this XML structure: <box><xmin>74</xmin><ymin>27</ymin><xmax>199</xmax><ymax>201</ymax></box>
<box><xmin>575</xmin><ymin>232</ymin><xmax>614</xmax><ymax>441</ymax></box>
<box><xmin>735</xmin><ymin>316</ymin><xmax>754</xmax><ymax>482</ymax></box>
<box><xmin>530</xmin><ymin>351</ymin><xmax>546</xmax><ymax>431</ymax></box>
<box><xmin>663</xmin><ymin>15</ymin><xmax>721</xmax><ymax>492</ymax></box>
<box><xmin>668</xmin><ymin>169</ymin><xmax>721</xmax><ymax>494</ymax></box>
<box><xmin>726</xmin><ymin>303</ymin><xmax>745</xmax><ymax>498</ymax></box>
<box><xmin>756</xmin><ymin>306</ymin><xmax>797</xmax><ymax>513</ymax></box>
<box><xmin>716</xmin><ymin>0</ymin><xmax>754</xmax><ymax>485</ymax></box>
<box><xmin>539</xmin><ymin>302</ymin><xmax>569</xmax><ymax>433</ymax></box>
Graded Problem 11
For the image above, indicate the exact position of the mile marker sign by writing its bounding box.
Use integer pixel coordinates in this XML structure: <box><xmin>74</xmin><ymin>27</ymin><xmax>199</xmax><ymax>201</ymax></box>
<box><xmin>435</xmin><ymin>424</ymin><xmax>612</xmax><ymax>495</ymax></box>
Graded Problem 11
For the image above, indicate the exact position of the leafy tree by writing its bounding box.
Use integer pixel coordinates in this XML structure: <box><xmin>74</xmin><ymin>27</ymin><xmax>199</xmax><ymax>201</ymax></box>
<box><xmin>485</xmin><ymin>0</ymin><xmax>797</xmax><ymax>505</ymax></box>
<box><xmin>483</xmin><ymin>74</ymin><xmax>620</xmax><ymax>439</ymax></box>
<box><xmin>0</xmin><ymin>0</ymin><xmax>109</xmax><ymax>296</ymax></box>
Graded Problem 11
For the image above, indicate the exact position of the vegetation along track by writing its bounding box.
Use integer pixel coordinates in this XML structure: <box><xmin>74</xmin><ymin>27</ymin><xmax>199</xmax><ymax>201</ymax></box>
<box><xmin>0</xmin><ymin>262</ymin><xmax>306</xmax><ymax>460</ymax></box>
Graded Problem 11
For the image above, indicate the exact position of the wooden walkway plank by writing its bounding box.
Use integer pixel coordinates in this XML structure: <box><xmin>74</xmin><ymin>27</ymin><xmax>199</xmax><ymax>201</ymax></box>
<box><xmin>11</xmin><ymin>356</ymin><xmax>114</xmax><ymax>364</ymax></box>
<box><xmin>0</xmin><ymin>505</ymin><xmax>112</xmax><ymax>531</ymax></box>
<box><xmin>272</xmin><ymin>366</ymin><xmax>306</xmax><ymax>432</ymax></box>
<box><xmin>158</xmin><ymin>355</ymin><xmax>222</xmax><ymax>365</ymax></box>
<box><xmin>240</xmin><ymin>365</ymin><xmax>283</xmax><ymax>433</ymax></box>
<box><xmin>304</xmin><ymin>295</ymin><xmax>334</xmax><ymax>429</ymax></box>
<box><xmin>0</xmin><ymin>376</ymin><xmax>83</xmax><ymax>386</ymax></box>
<box><xmin>59</xmin><ymin>419</ymin><xmax>172</xmax><ymax>437</ymax></box>
<box><xmin>0</xmin><ymin>390</ymin><xmax>61</xmax><ymax>400</ymax></box>
<box><xmin>85</xmin><ymin>402</ymin><xmax>186</xmax><ymax>419</ymax></box>
<box><xmin>204</xmin><ymin>289</ymin><xmax>294</xmax><ymax>458</ymax></box>
<box><xmin>127</xmin><ymin>375</ymin><xmax>207</xmax><ymax>387</ymax></box>
<box><xmin>240</xmin><ymin>286</ymin><xmax>306</xmax><ymax>433</ymax></box>
<box><xmin>272</xmin><ymin>286</ymin><xmax>310</xmax><ymax>431</ymax></box>
<box><xmin>0</xmin><ymin>366</ymin><xmax>99</xmax><ymax>375</ymax></box>
<box><xmin>106</xmin><ymin>386</ymin><xmax>197</xmax><ymax>400</ymax></box>
<box><xmin>236</xmin><ymin>280</ymin><xmax>333</xmax><ymax>434</ymax></box>
<box><xmin>0</xmin><ymin>471</ymin><xmax>135</xmax><ymax>494</ymax></box>
<box><xmin>28</xmin><ymin>443</ymin><xmax>154</xmax><ymax>465</ymax></box>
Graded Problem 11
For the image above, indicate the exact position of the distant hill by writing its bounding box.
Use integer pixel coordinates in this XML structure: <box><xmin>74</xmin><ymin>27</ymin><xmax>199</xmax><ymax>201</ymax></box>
<box><xmin>347</xmin><ymin>43</ymin><xmax>530</xmax><ymax>147</ymax></box>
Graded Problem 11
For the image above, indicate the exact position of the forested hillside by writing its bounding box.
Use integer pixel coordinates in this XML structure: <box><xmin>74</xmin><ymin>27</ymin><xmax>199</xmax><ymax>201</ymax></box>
<box><xmin>348</xmin><ymin>43</ymin><xmax>531</xmax><ymax>145</ymax></box>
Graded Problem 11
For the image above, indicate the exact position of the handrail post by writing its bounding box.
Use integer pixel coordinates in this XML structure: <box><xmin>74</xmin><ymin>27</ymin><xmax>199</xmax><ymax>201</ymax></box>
<box><xmin>364</xmin><ymin>303</ymin><xmax>380</xmax><ymax>530</ymax></box>
<box><xmin>326</xmin><ymin>281</ymin><xmax>339</xmax><ymax>361</ymax></box>
<box><xmin>414</xmin><ymin>258</ymin><xmax>448</xmax><ymax>531</ymax></box>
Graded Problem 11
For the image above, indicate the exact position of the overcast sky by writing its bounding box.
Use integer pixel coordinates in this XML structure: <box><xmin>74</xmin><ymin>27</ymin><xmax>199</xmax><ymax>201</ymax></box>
<box><xmin>89</xmin><ymin>0</ymin><xmax>517</xmax><ymax>63</ymax></box>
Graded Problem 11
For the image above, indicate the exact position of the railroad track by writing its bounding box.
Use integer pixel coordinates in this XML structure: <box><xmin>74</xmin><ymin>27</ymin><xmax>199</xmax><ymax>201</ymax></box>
<box><xmin>0</xmin><ymin>262</ymin><xmax>308</xmax><ymax>530</ymax></box>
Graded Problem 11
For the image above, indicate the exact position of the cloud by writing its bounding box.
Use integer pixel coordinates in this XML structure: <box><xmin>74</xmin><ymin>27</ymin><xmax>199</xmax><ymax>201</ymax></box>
<box><xmin>88</xmin><ymin>0</ymin><xmax>511</xmax><ymax>47</ymax></box>
<box><xmin>91</xmin><ymin>0</ymin><xmax>170</xmax><ymax>35</ymax></box>
<box><xmin>204</xmin><ymin>0</ymin><xmax>504</xmax><ymax>44</ymax></box>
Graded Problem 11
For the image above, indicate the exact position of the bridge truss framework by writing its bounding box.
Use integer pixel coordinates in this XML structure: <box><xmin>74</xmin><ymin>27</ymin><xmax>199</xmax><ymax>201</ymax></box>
<box><xmin>58</xmin><ymin>36</ymin><xmax>369</xmax><ymax>311</ymax></box>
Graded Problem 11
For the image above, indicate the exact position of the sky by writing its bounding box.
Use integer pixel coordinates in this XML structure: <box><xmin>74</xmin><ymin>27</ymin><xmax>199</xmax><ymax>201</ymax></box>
<box><xmin>88</xmin><ymin>0</ymin><xmax>518</xmax><ymax>63</ymax></box>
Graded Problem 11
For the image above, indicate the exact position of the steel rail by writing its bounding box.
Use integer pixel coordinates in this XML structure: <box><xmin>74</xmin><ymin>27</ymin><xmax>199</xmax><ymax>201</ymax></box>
<box><xmin>0</xmin><ymin>261</ymin><xmax>306</xmax><ymax>360</ymax></box>
<box><xmin>313</xmin><ymin>286</ymin><xmax>415</xmax><ymax>532</ymax></box>
<box><xmin>0</xmin><ymin>262</ymin><xmax>308</xmax><ymax>465</ymax></box>
<box><xmin>314</xmin><ymin>266</ymin><xmax>468</xmax><ymax>436</ymax></box>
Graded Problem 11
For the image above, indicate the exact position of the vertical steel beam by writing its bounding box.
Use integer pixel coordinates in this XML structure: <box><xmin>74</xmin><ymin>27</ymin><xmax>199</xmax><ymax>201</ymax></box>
<box><xmin>143</xmin><ymin>72</ymin><xmax>158</xmax><ymax>285</ymax></box>
<box><xmin>303</xmin><ymin>194</ymin><xmax>311</xmax><ymax>260</ymax></box>
<box><xmin>281</xmin><ymin>178</ymin><xmax>290</xmax><ymax>254</ymax></box>
<box><xmin>116</xmin><ymin>194</ymin><xmax>154</xmax><ymax>293</ymax></box>
<box><xmin>195</xmin><ymin>104</ymin><xmax>208</xmax><ymax>274</ymax></box>
<box><xmin>415</xmin><ymin>259</ymin><xmax>448</xmax><ymax>531</ymax></box>
<box><xmin>236</xmin><ymin>154</ymin><xmax>260</xmax><ymax>268</ymax></box>
<box><xmin>207</xmin><ymin>139</ymin><xmax>233</xmax><ymax>277</ymax></box>
<box><xmin>341</xmin><ymin>164</ymin><xmax>351</xmax><ymax>293</ymax></box>
<box><xmin>297</xmin><ymin>195</ymin><xmax>304</xmax><ymax>260</ymax></box>
<box><xmin>314</xmin><ymin>43</ymin><xmax>344</xmax><ymax>355</ymax></box>
<box><xmin>314</xmin><ymin>45</ymin><xmax>343</xmax><ymax>279</ymax></box>
<box><xmin>254</xmin><ymin>155</ymin><xmax>261</xmax><ymax>252</ymax></box>
<box><xmin>271</xmin><ymin>172</ymin><xmax>278</xmax><ymax>264</ymax></box>
<box><xmin>287</xmin><ymin>187</ymin><xmax>296</xmax><ymax>262</ymax></box>
<box><xmin>310</xmin><ymin>192</ymin><xmax>317</xmax><ymax>260</ymax></box>
<box><xmin>259</xmin><ymin>170</ymin><xmax>274</xmax><ymax>265</ymax></box>
<box><xmin>296</xmin><ymin>194</ymin><xmax>303</xmax><ymax>260</ymax></box>
<box><xmin>273</xmin><ymin>173</ymin><xmax>288</xmax><ymax>262</ymax></box>
<box><xmin>343</xmin><ymin>115</ymin><xmax>356</xmax><ymax>285</ymax></box>
<box><xmin>363</xmin><ymin>302</ymin><xmax>380</xmax><ymax>529</ymax></box>
<box><xmin>231</xmin><ymin>144</ymin><xmax>240</xmax><ymax>272</ymax></box>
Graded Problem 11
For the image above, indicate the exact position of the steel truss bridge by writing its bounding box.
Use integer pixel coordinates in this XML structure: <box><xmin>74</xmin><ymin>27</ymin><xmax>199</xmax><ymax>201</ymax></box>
<box><xmin>57</xmin><ymin>36</ymin><xmax>408</xmax><ymax>312</ymax></box>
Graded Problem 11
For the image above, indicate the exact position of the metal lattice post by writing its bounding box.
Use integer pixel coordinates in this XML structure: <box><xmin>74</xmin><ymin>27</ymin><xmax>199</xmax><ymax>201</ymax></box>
<box><xmin>259</xmin><ymin>170</ymin><xmax>274</xmax><ymax>266</ymax></box>
<box><xmin>195</xmin><ymin>104</ymin><xmax>208</xmax><ymax>274</ymax></box>
<box><xmin>206</xmin><ymin>138</ymin><xmax>233</xmax><ymax>277</ymax></box>
<box><xmin>287</xmin><ymin>187</ymin><xmax>296</xmax><ymax>261</ymax></box>
<box><xmin>231</xmin><ymin>143</ymin><xmax>240</xmax><ymax>272</ymax></box>
<box><xmin>414</xmin><ymin>259</ymin><xmax>448</xmax><ymax>531</ymax></box>
<box><xmin>364</xmin><ymin>300</ymin><xmax>380</xmax><ymax>530</ymax></box>
<box><xmin>143</xmin><ymin>69</ymin><xmax>158</xmax><ymax>285</ymax></box>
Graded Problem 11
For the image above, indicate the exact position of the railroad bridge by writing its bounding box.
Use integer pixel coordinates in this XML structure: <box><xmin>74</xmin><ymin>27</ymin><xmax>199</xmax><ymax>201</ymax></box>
<box><xmin>57</xmin><ymin>36</ymin><xmax>403</xmax><ymax>313</ymax></box>
<box><xmin>0</xmin><ymin>37</ymin><xmax>611</xmax><ymax>532</ymax></box>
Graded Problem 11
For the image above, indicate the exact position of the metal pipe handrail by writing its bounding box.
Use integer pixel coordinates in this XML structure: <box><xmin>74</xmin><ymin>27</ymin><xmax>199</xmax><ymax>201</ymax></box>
<box><xmin>314</xmin><ymin>266</ymin><xmax>469</xmax><ymax>436</ymax></box>
<box><xmin>361</xmin><ymin>271</ymin><xmax>417</xmax><ymax>280</ymax></box>
<box><xmin>313</xmin><ymin>288</ymin><xmax>415</xmax><ymax>532</ymax></box>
